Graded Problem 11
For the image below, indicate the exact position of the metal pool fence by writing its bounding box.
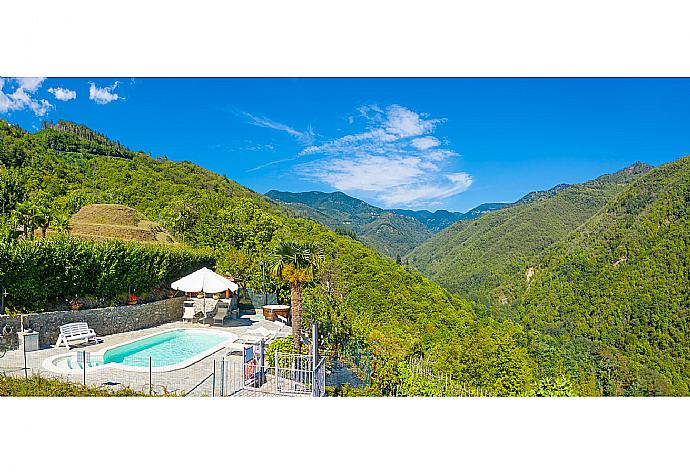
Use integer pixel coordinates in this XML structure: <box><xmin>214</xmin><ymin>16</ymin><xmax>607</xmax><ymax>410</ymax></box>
<box><xmin>325</xmin><ymin>338</ymin><xmax>371</xmax><ymax>389</ymax></box>
<box><xmin>391</xmin><ymin>356</ymin><xmax>492</xmax><ymax>397</ymax></box>
<box><xmin>219</xmin><ymin>352</ymin><xmax>325</xmax><ymax>397</ymax></box>
<box><xmin>0</xmin><ymin>342</ymin><xmax>326</xmax><ymax>397</ymax></box>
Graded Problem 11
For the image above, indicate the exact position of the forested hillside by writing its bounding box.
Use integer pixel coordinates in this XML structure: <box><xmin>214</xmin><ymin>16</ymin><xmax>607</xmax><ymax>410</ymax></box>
<box><xmin>266</xmin><ymin>190</ymin><xmax>508</xmax><ymax>258</ymax></box>
<box><xmin>266</xmin><ymin>190</ymin><xmax>433</xmax><ymax>258</ymax></box>
<box><xmin>0</xmin><ymin>119</ymin><xmax>535</xmax><ymax>395</ymax></box>
<box><xmin>407</xmin><ymin>163</ymin><xmax>652</xmax><ymax>305</ymax></box>
<box><xmin>514</xmin><ymin>156</ymin><xmax>690</xmax><ymax>395</ymax></box>
<box><xmin>389</xmin><ymin>208</ymin><xmax>465</xmax><ymax>232</ymax></box>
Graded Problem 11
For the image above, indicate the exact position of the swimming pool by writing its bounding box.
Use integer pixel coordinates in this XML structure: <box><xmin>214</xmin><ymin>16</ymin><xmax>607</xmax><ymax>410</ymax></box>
<box><xmin>44</xmin><ymin>328</ymin><xmax>237</xmax><ymax>373</ymax></box>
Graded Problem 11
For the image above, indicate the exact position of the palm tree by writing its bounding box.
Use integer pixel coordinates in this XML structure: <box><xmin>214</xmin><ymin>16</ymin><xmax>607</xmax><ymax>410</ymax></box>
<box><xmin>268</xmin><ymin>241</ymin><xmax>325</xmax><ymax>352</ymax></box>
<box><xmin>13</xmin><ymin>201</ymin><xmax>39</xmax><ymax>239</ymax></box>
<box><xmin>35</xmin><ymin>206</ymin><xmax>53</xmax><ymax>239</ymax></box>
<box><xmin>52</xmin><ymin>213</ymin><xmax>71</xmax><ymax>235</ymax></box>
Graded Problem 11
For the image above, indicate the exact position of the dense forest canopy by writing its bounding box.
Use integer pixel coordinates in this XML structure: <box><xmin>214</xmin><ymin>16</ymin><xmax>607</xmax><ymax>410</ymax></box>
<box><xmin>514</xmin><ymin>156</ymin><xmax>690</xmax><ymax>395</ymax></box>
<box><xmin>407</xmin><ymin>163</ymin><xmax>652</xmax><ymax>305</ymax></box>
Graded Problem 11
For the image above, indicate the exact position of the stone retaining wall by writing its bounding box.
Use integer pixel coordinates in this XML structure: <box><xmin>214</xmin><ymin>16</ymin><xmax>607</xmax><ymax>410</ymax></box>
<box><xmin>0</xmin><ymin>297</ymin><xmax>185</xmax><ymax>347</ymax></box>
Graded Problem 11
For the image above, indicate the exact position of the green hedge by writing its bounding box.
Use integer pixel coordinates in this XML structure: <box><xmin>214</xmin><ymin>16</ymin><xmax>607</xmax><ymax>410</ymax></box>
<box><xmin>0</xmin><ymin>235</ymin><xmax>216</xmax><ymax>312</ymax></box>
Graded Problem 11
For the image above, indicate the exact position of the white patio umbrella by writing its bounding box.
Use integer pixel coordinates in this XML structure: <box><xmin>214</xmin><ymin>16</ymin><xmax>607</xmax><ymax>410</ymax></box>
<box><xmin>171</xmin><ymin>267</ymin><xmax>239</xmax><ymax>318</ymax></box>
<box><xmin>171</xmin><ymin>267</ymin><xmax>239</xmax><ymax>293</ymax></box>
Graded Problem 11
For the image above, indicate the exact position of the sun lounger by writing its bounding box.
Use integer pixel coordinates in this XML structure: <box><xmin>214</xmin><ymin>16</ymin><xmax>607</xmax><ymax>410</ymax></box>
<box><xmin>240</xmin><ymin>326</ymin><xmax>279</xmax><ymax>344</ymax></box>
<box><xmin>213</xmin><ymin>302</ymin><xmax>229</xmax><ymax>326</ymax></box>
<box><xmin>182</xmin><ymin>305</ymin><xmax>195</xmax><ymax>323</ymax></box>
<box><xmin>55</xmin><ymin>322</ymin><xmax>98</xmax><ymax>349</ymax></box>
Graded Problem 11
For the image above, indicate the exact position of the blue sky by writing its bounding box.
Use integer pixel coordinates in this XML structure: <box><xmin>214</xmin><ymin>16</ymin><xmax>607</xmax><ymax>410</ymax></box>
<box><xmin>1</xmin><ymin>77</ymin><xmax>689</xmax><ymax>212</ymax></box>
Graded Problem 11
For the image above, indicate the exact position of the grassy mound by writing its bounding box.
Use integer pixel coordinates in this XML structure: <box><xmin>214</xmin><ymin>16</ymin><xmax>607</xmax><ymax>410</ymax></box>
<box><xmin>69</xmin><ymin>204</ymin><xmax>176</xmax><ymax>244</ymax></box>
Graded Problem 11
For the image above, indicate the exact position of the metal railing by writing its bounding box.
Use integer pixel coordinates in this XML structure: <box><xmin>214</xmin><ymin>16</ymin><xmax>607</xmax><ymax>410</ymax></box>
<box><xmin>325</xmin><ymin>338</ymin><xmax>371</xmax><ymax>388</ymax></box>
<box><xmin>313</xmin><ymin>357</ymin><xmax>326</xmax><ymax>397</ymax></box>
<box><xmin>392</xmin><ymin>356</ymin><xmax>492</xmax><ymax>397</ymax></box>
<box><xmin>218</xmin><ymin>352</ymin><xmax>320</xmax><ymax>397</ymax></box>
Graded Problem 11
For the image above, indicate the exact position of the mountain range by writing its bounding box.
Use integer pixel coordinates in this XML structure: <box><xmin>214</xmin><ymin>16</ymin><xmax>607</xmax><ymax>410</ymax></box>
<box><xmin>265</xmin><ymin>190</ymin><xmax>509</xmax><ymax>258</ymax></box>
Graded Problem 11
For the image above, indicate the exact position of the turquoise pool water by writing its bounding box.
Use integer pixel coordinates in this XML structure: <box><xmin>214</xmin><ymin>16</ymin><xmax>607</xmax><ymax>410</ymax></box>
<box><xmin>103</xmin><ymin>329</ymin><xmax>229</xmax><ymax>368</ymax></box>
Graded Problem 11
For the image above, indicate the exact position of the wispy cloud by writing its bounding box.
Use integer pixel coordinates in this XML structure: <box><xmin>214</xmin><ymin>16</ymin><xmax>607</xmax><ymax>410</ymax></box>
<box><xmin>0</xmin><ymin>77</ymin><xmax>52</xmax><ymax>117</ymax></box>
<box><xmin>89</xmin><ymin>81</ymin><xmax>122</xmax><ymax>104</ymax></box>
<box><xmin>246</xmin><ymin>156</ymin><xmax>299</xmax><ymax>173</ymax></box>
<box><xmin>48</xmin><ymin>87</ymin><xmax>77</xmax><ymax>101</ymax></box>
<box><xmin>244</xmin><ymin>112</ymin><xmax>315</xmax><ymax>145</ymax></box>
<box><xmin>296</xmin><ymin>104</ymin><xmax>471</xmax><ymax>208</ymax></box>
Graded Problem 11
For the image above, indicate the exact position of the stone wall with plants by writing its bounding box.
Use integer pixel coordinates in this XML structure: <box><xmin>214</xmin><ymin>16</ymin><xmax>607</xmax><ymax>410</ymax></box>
<box><xmin>0</xmin><ymin>296</ymin><xmax>185</xmax><ymax>346</ymax></box>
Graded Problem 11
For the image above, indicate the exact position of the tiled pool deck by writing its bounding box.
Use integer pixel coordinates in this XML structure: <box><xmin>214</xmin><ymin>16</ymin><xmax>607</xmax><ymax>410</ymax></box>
<box><xmin>0</xmin><ymin>313</ymin><xmax>292</xmax><ymax>396</ymax></box>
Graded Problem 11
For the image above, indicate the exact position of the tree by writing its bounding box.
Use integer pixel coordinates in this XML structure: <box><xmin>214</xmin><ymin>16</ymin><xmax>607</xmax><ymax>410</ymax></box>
<box><xmin>35</xmin><ymin>205</ymin><xmax>52</xmax><ymax>239</ymax></box>
<box><xmin>12</xmin><ymin>201</ymin><xmax>39</xmax><ymax>239</ymax></box>
<box><xmin>268</xmin><ymin>240</ymin><xmax>324</xmax><ymax>352</ymax></box>
<box><xmin>52</xmin><ymin>213</ymin><xmax>71</xmax><ymax>235</ymax></box>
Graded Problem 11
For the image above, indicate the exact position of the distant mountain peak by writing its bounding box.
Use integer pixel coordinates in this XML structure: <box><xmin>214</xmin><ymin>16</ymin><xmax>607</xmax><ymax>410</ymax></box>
<box><xmin>618</xmin><ymin>161</ymin><xmax>653</xmax><ymax>175</ymax></box>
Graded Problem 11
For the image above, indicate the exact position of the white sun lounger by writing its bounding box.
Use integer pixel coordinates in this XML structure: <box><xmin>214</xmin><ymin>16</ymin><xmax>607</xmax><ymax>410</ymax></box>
<box><xmin>182</xmin><ymin>305</ymin><xmax>196</xmax><ymax>323</ymax></box>
<box><xmin>55</xmin><ymin>322</ymin><xmax>98</xmax><ymax>349</ymax></box>
<box><xmin>240</xmin><ymin>326</ymin><xmax>279</xmax><ymax>344</ymax></box>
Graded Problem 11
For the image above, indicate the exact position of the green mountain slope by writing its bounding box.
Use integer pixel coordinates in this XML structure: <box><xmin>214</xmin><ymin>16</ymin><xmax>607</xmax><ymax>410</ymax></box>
<box><xmin>515</xmin><ymin>155</ymin><xmax>690</xmax><ymax>395</ymax></box>
<box><xmin>0</xmin><ymin>119</ymin><xmax>535</xmax><ymax>395</ymax></box>
<box><xmin>390</xmin><ymin>208</ymin><xmax>465</xmax><ymax>232</ymax></box>
<box><xmin>266</xmin><ymin>190</ymin><xmax>510</xmax><ymax>258</ymax></box>
<box><xmin>266</xmin><ymin>190</ymin><xmax>433</xmax><ymax>258</ymax></box>
<box><xmin>407</xmin><ymin>163</ymin><xmax>652</xmax><ymax>304</ymax></box>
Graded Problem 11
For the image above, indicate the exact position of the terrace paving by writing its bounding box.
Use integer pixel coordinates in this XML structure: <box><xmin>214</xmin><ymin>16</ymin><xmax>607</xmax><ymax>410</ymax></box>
<box><xmin>0</xmin><ymin>313</ymin><xmax>293</xmax><ymax>396</ymax></box>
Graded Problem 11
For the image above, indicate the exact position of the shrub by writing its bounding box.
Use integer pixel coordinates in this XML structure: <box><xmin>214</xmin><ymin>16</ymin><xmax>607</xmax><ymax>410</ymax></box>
<box><xmin>0</xmin><ymin>374</ymin><xmax>147</xmax><ymax>396</ymax></box>
<box><xmin>265</xmin><ymin>336</ymin><xmax>309</xmax><ymax>367</ymax></box>
<box><xmin>0</xmin><ymin>235</ymin><xmax>216</xmax><ymax>312</ymax></box>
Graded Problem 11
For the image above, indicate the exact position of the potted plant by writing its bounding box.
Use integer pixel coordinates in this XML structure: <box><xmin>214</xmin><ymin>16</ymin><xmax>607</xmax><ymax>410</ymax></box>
<box><xmin>68</xmin><ymin>296</ymin><xmax>83</xmax><ymax>311</ymax></box>
<box><xmin>127</xmin><ymin>293</ymin><xmax>138</xmax><ymax>305</ymax></box>
<box><xmin>212</xmin><ymin>292</ymin><xmax>220</xmax><ymax>300</ymax></box>
<box><xmin>196</xmin><ymin>291</ymin><xmax>204</xmax><ymax>299</ymax></box>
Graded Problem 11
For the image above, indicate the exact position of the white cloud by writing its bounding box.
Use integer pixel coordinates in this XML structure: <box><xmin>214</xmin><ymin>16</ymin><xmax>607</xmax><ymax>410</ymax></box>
<box><xmin>48</xmin><ymin>87</ymin><xmax>77</xmax><ymax>101</ymax></box>
<box><xmin>295</xmin><ymin>104</ymin><xmax>471</xmax><ymax>208</ymax></box>
<box><xmin>411</xmin><ymin>136</ymin><xmax>440</xmax><ymax>150</ymax></box>
<box><xmin>0</xmin><ymin>77</ymin><xmax>52</xmax><ymax>117</ymax></box>
<box><xmin>89</xmin><ymin>81</ymin><xmax>122</xmax><ymax>104</ymax></box>
<box><xmin>384</xmin><ymin>104</ymin><xmax>440</xmax><ymax>137</ymax></box>
<box><xmin>377</xmin><ymin>172</ymin><xmax>473</xmax><ymax>207</ymax></box>
<box><xmin>15</xmin><ymin>77</ymin><xmax>46</xmax><ymax>92</ymax></box>
<box><xmin>244</xmin><ymin>112</ymin><xmax>315</xmax><ymax>145</ymax></box>
<box><xmin>308</xmin><ymin>156</ymin><xmax>426</xmax><ymax>192</ymax></box>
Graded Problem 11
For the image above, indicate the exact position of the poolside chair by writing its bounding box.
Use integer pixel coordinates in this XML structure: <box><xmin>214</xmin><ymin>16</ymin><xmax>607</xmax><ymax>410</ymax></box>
<box><xmin>212</xmin><ymin>301</ymin><xmax>229</xmax><ymax>326</ymax></box>
<box><xmin>182</xmin><ymin>305</ymin><xmax>195</xmax><ymax>323</ymax></box>
<box><xmin>55</xmin><ymin>322</ymin><xmax>98</xmax><ymax>349</ymax></box>
<box><xmin>240</xmin><ymin>326</ymin><xmax>278</xmax><ymax>344</ymax></box>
